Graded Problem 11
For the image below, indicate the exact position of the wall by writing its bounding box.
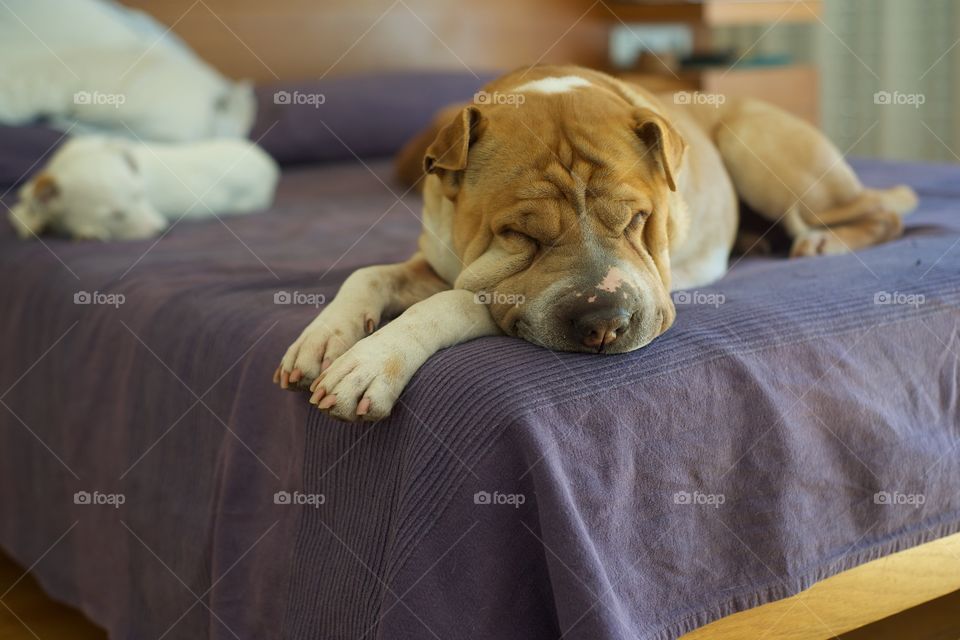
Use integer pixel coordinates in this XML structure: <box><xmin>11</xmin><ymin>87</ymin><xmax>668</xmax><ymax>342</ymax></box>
<box><xmin>120</xmin><ymin>0</ymin><xmax>609</xmax><ymax>83</ymax></box>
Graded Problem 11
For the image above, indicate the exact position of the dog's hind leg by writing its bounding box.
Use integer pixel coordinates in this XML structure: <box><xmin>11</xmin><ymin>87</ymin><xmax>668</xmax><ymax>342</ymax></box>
<box><xmin>275</xmin><ymin>253</ymin><xmax>449</xmax><ymax>390</ymax></box>
<box><xmin>788</xmin><ymin>209</ymin><xmax>904</xmax><ymax>257</ymax></box>
<box><xmin>712</xmin><ymin>99</ymin><xmax>917</xmax><ymax>256</ymax></box>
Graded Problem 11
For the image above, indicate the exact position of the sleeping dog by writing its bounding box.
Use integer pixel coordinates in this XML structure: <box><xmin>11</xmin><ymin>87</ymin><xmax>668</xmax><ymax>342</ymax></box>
<box><xmin>275</xmin><ymin>65</ymin><xmax>917</xmax><ymax>421</ymax></box>
<box><xmin>9</xmin><ymin>135</ymin><xmax>278</xmax><ymax>241</ymax></box>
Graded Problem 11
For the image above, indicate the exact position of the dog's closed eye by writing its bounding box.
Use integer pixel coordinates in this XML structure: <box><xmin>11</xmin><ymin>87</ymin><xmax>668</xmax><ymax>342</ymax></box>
<box><xmin>500</xmin><ymin>228</ymin><xmax>540</xmax><ymax>249</ymax></box>
<box><xmin>629</xmin><ymin>210</ymin><xmax>650</xmax><ymax>229</ymax></box>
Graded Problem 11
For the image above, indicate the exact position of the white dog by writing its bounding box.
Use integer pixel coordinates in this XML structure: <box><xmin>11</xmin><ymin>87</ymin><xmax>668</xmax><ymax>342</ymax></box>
<box><xmin>9</xmin><ymin>136</ymin><xmax>279</xmax><ymax>241</ymax></box>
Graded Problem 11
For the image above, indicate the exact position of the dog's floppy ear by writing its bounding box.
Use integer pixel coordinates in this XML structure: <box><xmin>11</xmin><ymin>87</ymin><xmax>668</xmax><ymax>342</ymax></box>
<box><xmin>33</xmin><ymin>173</ymin><xmax>59</xmax><ymax>203</ymax></box>
<box><xmin>633</xmin><ymin>112</ymin><xmax>685</xmax><ymax>288</ymax></box>
<box><xmin>634</xmin><ymin>108</ymin><xmax>686</xmax><ymax>192</ymax></box>
<box><xmin>8</xmin><ymin>174</ymin><xmax>58</xmax><ymax>238</ymax></box>
<box><xmin>424</xmin><ymin>105</ymin><xmax>484</xmax><ymax>199</ymax></box>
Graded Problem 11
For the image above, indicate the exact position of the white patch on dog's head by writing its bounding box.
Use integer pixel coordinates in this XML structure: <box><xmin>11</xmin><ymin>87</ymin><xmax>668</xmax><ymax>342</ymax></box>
<box><xmin>596</xmin><ymin>266</ymin><xmax>628</xmax><ymax>292</ymax></box>
<box><xmin>513</xmin><ymin>75</ymin><xmax>592</xmax><ymax>95</ymax></box>
<box><xmin>11</xmin><ymin>137</ymin><xmax>168</xmax><ymax>241</ymax></box>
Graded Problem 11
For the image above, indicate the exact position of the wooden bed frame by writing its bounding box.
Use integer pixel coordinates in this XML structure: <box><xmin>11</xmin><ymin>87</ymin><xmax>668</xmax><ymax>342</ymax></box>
<box><xmin>683</xmin><ymin>532</ymin><xmax>960</xmax><ymax>638</ymax></box>
<box><xmin>3</xmin><ymin>535</ymin><xmax>959</xmax><ymax>639</ymax></box>
<box><xmin>112</xmin><ymin>1</ymin><xmax>960</xmax><ymax>636</ymax></box>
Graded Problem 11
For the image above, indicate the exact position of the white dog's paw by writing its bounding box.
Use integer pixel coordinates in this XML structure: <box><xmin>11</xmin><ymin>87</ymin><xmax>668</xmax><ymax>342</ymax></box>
<box><xmin>307</xmin><ymin>334</ymin><xmax>416</xmax><ymax>422</ymax></box>
<box><xmin>274</xmin><ymin>304</ymin><xmax>380</xmax><ymax>391</ymax></box>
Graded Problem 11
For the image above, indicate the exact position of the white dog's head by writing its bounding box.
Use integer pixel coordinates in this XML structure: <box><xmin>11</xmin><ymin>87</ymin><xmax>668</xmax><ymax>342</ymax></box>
<box><xmin>9</xmin><ymin>138</ymin><xmax>168</xmax><ymax>241</ymax></box>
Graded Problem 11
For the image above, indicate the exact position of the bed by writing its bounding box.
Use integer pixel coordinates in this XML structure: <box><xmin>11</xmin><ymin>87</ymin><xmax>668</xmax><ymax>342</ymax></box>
<box><xmin>2</xmin><ymin>64</ymin><xmax>960</xmax><ymax>639</ymax></box>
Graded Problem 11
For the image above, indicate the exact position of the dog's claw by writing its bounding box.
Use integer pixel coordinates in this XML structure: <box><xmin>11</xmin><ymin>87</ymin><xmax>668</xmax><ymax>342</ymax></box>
<box><xmin>277</xmin><ymin>307</ymin><xmax>381</xmax><ymax>398</ymax></box>
<box><xmin>357</xmin><ymin>397</ymin><xmax>371</xmax><ymax>416</ymax></box>
<box><xmin>318</xmin><ymin>394</ymin><xmax>337</xmax><ymax>410</ymax></box>
<box><xmin>272</xmin><ymin>366</ymin><xmax>281</xmax><ymax>384</ymax></box>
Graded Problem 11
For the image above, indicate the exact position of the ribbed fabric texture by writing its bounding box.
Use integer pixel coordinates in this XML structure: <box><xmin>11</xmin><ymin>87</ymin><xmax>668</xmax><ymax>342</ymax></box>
<box><xmin>2</xmin><ymin>159</ymin><xmax>959</xmax><ymax>640</ymax></box>
<box><xmin>280</xmin><ymin>160</ymin><xmax>960</xmax><ymax>638</ymax></box>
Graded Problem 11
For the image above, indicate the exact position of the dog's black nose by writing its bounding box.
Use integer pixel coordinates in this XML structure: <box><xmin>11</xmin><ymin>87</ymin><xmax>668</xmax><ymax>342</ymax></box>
<box><xmin>573</xmin><ymin>308</ymin><xmax>631</xmax><ymax>350</ymax></box>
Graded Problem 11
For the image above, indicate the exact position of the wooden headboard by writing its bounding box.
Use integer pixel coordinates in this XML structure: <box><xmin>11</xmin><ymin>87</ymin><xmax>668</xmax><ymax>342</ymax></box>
<box><xmin>120</xmin><ymin>0</ymin><xmax>608</xmax><ymax>83</ymax></box>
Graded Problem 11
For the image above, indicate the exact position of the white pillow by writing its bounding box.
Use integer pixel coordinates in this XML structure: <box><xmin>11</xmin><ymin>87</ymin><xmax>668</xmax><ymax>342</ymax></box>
<box><xmin>0</xmin><ymin>0</ymin><xmax>255</xmax><ymax>141</ymax></box>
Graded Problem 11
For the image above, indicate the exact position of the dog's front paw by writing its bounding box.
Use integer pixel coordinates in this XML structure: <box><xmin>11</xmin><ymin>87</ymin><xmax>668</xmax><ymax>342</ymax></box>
<box><xmin>274</xmin><ymin>304</ymin><xmax>380</xmax><ymax>391</ymax></box>
<box><xmin>307</xmin><ymin>334</ymin><xmax>417</xmax><ymax>422</ymax></box>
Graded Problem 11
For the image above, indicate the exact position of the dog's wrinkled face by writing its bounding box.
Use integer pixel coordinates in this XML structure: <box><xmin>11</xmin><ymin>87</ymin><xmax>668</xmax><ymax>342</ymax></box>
<box><xmin>424</xmin><ymin>79</ymin><xmax>686</xmax><ymax>353</ymax></box>
<box><xmin>9</xmin><ymin>140</ymin><xmax>167</xmax><ymax>241</ymax></box>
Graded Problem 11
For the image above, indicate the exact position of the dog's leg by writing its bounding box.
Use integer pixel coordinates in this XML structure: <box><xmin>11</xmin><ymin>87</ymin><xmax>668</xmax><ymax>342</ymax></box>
<box><xmin>308</xmin><ymin>290</ymin><xmax>501</xmax><ymax>421</ymax></box>
<box><xmin>712</xmin><ymin>99</ymin><xmax>917</xmax><ymax>255</ymax></box>
<box><xmin>275</xmin><ymin>253</ymin><xmax>448</xmax><ymax>390</ymax></box>
<box><xmin>790</xmin><ymin>209</ymin><xmax>904</xmax><ymax>257</ymax></box>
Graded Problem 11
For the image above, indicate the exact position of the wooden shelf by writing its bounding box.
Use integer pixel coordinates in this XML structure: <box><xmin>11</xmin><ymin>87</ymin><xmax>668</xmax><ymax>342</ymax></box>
<box><xmin>606</xmin><ymin>1</ymin><xmax>822</xmax><ymax>124</ymax></box>
<box><xmin>605</xmin><ymin>1</ymin><xmax>822</xmax><ymax>26</ymax></box>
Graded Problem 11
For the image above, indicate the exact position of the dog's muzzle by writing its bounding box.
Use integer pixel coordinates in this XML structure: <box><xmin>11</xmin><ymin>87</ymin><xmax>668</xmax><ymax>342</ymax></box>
<box><xmin>557</xmin><ymin>288</ymin><xmax>639</xmax><ymax>353</ymax></box>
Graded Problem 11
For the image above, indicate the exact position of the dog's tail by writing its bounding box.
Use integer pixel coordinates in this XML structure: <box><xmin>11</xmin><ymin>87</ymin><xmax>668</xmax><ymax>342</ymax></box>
<box><xmin>394</xmin><ymin>102</ymin><xmax>469</xmax><ymax>190</ymax></box>
<box><xmin>784</xmin><ymin>185</ymin><xmax>919</xmax><ymax>236</ymax></box>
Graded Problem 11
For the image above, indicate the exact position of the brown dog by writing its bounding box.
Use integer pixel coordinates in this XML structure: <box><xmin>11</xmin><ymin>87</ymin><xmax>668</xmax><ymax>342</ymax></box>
<box><xmin>274</xmin><ymin>65</ymin><xmax>917</xmax><ymax>421</ymax></box>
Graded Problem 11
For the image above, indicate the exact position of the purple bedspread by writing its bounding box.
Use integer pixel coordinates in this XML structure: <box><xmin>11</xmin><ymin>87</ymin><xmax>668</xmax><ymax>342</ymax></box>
<box><xmin>2</xmin><ymin>158</ymin><xmax>960</xmax><ymax>640</ymax></box>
